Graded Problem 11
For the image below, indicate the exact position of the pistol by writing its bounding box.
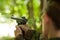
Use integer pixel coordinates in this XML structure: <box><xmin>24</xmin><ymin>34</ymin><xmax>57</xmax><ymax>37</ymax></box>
<box><xmin>11</xmin><ymin>16</ymin><xmax>28</xmax><ymax>25</ymax></box>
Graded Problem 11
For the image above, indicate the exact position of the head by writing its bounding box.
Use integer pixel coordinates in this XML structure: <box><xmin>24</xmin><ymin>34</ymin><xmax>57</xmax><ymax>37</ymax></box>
<box><xmin>42</xmin><ymin>0</ymin><xmax>60</xmax><ymax>38</ymax></box>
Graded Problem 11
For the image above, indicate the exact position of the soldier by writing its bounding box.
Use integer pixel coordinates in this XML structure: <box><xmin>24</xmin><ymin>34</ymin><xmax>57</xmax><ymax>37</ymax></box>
<box><xmin>14</xmin><ymin>0</ymin><xmax>60</xmax><ymax>40</ymax></box>
<box><xmin>42</xmin><ymin>0</ymin><xmax>60</xmax><ymax>40</ymax></box>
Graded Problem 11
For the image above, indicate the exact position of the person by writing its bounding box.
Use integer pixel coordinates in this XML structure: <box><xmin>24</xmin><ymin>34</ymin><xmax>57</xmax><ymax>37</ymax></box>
<box><xmin>14</xmin><ymin>0</ymin><xmax>60</xmax><ymax>40</ymax></box>
<box><xmin>42</xmin><ymin>0</ymin><xmax>60</xmax><ymax>40</ymax></box>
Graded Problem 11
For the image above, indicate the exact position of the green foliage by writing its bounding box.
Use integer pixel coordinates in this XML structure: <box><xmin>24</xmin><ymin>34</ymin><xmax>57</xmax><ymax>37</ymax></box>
<box><xmin>0</xmin><ymin>0</ymin><xmax>42</xmax><ymax>32</ymax></box>
<box><xmin>0</xmin><ymin>0</ymin><xmax>43</xmax><ymax>40</ymax></box>
<box><xmin>1</xmin><ymin>36</ymin><xmax>14</xmax><ymax>40</ymax></box>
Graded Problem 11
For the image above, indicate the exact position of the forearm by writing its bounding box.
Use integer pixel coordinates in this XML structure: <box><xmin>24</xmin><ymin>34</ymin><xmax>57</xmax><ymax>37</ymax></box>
<box><xmin>15</xmin><ymin>30</ymin><xmax>40</xmax><ymax>40</ymax></box>
<box><xmin>15</xmin><ymin>34</ymin><xmax>24</xmax><ymax>40</ymax></box>
<box><xmin>25</xmin><ymin>30</ymin><xmax>40</xmax><ymax>40</ymax></box>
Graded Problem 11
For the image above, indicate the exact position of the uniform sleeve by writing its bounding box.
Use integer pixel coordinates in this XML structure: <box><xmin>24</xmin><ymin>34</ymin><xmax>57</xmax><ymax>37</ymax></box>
<box><xmin>15</xmin><ymin>34</ymin><xmax>25</xmax><ymax>40</ymax></box>
<box><xmin>15</xmin><ymin>30</ymin><xmax>40</xmax><ymax>40</ymax></box>
<box><xmin>24</xmin><ymin>30</ymin><xmax>40</xmax><ymax>40</ymax></box>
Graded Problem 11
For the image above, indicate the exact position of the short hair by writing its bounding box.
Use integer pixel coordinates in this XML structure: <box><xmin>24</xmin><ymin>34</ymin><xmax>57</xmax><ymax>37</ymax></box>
<box><xmin>46</xmin><ymin>0</ymin><xmax>60</xmax><ymax>30</ymax></box>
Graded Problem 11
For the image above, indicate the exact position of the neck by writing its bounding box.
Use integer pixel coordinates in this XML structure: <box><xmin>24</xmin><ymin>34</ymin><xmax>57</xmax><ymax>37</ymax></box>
<box><xmin>48</xmin><ymin>20</ymin><xmax>60</xmax><ymax>39</ymax></box>
<box><xmin>48</xmin><ymin>29</ymin><xmax>60</xmax><ymax>39</ymax></box>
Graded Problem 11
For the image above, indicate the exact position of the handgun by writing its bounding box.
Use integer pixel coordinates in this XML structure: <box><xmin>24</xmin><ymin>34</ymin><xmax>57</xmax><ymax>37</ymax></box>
<box><xmin>11</xmin><ymin>16</ymin><xmax>28</xmax><ymax>25</ymax></box>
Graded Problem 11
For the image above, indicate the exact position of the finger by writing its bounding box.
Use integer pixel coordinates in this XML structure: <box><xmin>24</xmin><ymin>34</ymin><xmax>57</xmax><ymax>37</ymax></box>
<box><xmin>15</xmin><ymin>25</ymin><xmax>20</xmax><ymax>30</ymax></box>
<box><xmin>14</xmin><ymin>29</ymin><xmax>22</xmax><ymax>36</ymax></box>
<box><xmin>15</xmin><ymin>26</ymin><xmax>22</xmax><ymax>34</ymax></box>
<box><xmin>14</xmin><ymin>30</ymin><xmax>17</xmax><ymax>36</ymax></box>
<box><xmin>19</xmin><ymin>25</ymin><xmax>29</xmax><ymax>32</ymax></box>
<box><xmin>19</xmin><ymin>25</ymin><xmax>29</xmax><ymax>29</ymax></box>
<box><xmin>19</xmin><ymin>25</ymin><xmax>26</xmax><ymax>30</ymax></box>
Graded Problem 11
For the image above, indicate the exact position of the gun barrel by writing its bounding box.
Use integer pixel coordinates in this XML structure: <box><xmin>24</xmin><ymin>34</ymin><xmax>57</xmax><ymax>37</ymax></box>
<box><xmin>11</xmin><ymin>16</ymin><xmax>21</xmax><ymax>20</ymax></box>
<box><xmin>11</xmin><ymin>16</ymin><xmax>27</xmax><ymax>25</ymax></box>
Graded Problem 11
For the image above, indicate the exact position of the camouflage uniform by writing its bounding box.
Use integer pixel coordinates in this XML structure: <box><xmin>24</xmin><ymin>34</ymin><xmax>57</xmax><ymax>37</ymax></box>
<box><xmin>15</xmin><ymin>30</ymin><xmax>40</xmax><ymax>40</ymax></box>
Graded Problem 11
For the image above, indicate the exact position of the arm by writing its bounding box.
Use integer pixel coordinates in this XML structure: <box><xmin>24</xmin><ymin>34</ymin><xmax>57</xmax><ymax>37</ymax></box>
<box><xmin>14</xmin><ymin>25</ymin><xmax>40</xmax><ymax>40</ymax></box>
<box><xmin>15</xmin><ymin>30</ymin><xmax>40</xmax><ymax>40</ymax></box>
<box><xmin>15</xmin><ymin>34</ymin><xmax>24</xmax><ymax>40</ymax></box>
<box><xmin>14</xmin><ymin>25</ymin><xmax>25</xmax><ymax>40</ymax></box>
<box><xmin>25</xmin><ymin>30</ymin><xmax>40</xmax><ymax>40</ymax></box>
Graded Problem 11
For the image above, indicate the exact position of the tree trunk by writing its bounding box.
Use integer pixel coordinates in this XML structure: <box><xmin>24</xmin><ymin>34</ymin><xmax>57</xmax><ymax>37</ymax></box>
<box><xmin>41</xmin><ymin>0</ymin><xmax>48</xmax><ymax>40</ymax></box>
<box><xmin>27</xmin><ymin>0</ymin><xmax>36</xmax><ymax>29</ymax></box>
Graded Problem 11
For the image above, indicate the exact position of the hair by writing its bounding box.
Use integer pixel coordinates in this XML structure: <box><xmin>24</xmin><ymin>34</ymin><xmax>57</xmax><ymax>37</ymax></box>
<box><xmin>46</xmin><ymin>0</ymin><xmax>60</xmax><ymax>30</ymax></box>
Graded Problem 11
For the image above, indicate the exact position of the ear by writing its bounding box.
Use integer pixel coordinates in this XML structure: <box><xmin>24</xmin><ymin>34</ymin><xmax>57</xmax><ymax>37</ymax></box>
<box><xmin>44</xmin><ymin>14</ymin><xmax>50</xmax><ymax>23</ymax></box>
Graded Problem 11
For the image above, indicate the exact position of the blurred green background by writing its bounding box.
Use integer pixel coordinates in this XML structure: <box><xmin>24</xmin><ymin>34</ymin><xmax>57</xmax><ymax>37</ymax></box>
<box><xmin>0</xmin><ymin>0</ymin><xmax>43</xmax><ymax>40</ymax></box>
